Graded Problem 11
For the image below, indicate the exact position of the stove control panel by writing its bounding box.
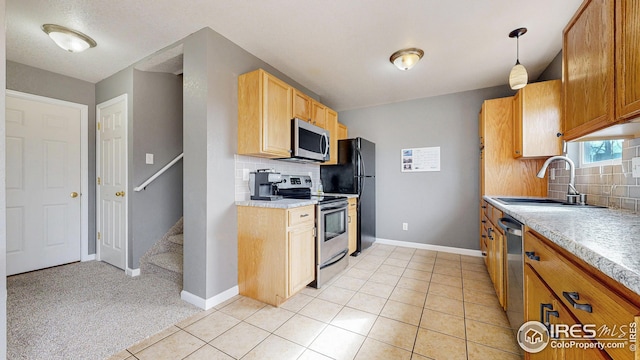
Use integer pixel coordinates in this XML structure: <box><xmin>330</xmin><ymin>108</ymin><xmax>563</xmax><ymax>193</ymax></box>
<box><xmin>278</xmin><ymin>175</ymin><xmax>312</xmax><ymax>189</ymax></box>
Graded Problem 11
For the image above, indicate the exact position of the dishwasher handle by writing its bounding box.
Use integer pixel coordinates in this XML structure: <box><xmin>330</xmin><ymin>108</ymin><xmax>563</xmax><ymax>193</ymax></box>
<box><xmin>498</xmin><ymin>217</ymin><xmax>522</xmax><ymax>236</ymax></box>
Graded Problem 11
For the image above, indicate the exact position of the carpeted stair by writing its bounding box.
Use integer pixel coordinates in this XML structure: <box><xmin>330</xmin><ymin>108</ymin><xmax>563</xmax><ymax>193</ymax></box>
<box><xmin>140</xmin><ymin>217</ymin><xmax>184</xmax><ymax>286</ymax></box>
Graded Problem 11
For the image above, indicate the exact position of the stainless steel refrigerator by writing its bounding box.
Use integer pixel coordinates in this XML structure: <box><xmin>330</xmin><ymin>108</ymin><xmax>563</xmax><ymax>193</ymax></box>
<box><xmin>320</xmin><ymin>138</ymin><xmax>375</xmax><ymax>255</ymax></box>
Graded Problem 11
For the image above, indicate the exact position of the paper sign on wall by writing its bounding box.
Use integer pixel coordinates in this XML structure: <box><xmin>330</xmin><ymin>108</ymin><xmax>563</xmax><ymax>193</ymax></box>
<box><xmin>401</xmin><ymin>147</ymin><xmax>440</xmax><ymax>172</ymax></box>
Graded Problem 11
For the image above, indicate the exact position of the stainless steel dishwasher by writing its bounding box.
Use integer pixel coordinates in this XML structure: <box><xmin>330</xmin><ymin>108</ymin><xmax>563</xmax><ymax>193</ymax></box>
<box><xmin>499</xmin><ymin>214</ymin><xmax>524</xmax><ymax>337</ymax></box>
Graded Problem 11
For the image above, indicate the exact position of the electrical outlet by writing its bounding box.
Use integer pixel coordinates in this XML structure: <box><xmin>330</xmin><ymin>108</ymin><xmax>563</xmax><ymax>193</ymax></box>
<box><xmin>550</xmin><ymin>168</ymin><xmax>555</xmax><ymax>181</ymax></box>
<box><xmin>402</xmin><ymin>223</ymin><xmax>408</xmax><ymax>231</ymax></box>
<box><xmin>633</xmin><ymin>157</ymin><xmax>640</xmax><ymax>178</ymax></box>
<box><xmin>145</xmin><ymin>153</ymin><xmax>154</xmax><ymax>165</ymax></box>
<box><xmin>242</xmin><ymin>169</ymin><xmax>250</xmax><ymax>181</ymax></box>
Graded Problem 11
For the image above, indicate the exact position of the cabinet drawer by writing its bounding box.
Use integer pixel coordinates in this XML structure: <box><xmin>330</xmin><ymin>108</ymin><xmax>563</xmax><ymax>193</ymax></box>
<box><xmin>288</xmin><ymin>206</ymin><xmax>314</xmax><ymax>227</ymax></box>
<box><xmin>524</xmin><ymin>230</ymin><xmax>639</xmax><ymax>359</ymax></box>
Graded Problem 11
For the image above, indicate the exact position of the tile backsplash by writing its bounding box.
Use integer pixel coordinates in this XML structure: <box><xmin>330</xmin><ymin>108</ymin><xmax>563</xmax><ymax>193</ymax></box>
<box><xmin>234</xmin><ymin>155</ymin><xmax>321</xmax><ymax>201</ymax></box>
<box><xmin>548</xmin><ymin>138</ymin><xmax>640</xmax><ymax>212</ymax></box>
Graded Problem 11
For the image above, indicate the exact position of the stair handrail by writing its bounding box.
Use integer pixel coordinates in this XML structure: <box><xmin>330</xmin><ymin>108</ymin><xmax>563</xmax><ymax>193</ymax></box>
<box><xmin>134</xmin><ymin>152</ymin><xmax>183</xmax><ymax>192</ymax></box>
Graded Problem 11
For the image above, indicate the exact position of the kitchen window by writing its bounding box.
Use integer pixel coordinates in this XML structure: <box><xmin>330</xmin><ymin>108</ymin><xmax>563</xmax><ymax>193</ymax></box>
<box><xmin>578</xmin><ymin>139</ymin><xmax>623</xmax><ymax>168</ymax></box>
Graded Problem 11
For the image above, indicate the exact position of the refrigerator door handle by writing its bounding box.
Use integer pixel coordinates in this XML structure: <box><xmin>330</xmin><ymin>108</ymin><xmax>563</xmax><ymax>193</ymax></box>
<box><xmin>355</xmin><ymin>148</ymin><xmax>365</xmax><ymax>205</ymax></box>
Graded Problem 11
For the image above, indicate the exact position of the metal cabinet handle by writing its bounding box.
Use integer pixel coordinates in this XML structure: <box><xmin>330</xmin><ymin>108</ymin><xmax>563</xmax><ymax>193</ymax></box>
<box><xmin>545</xmin><ymin>309</ymin><xmax>560</xmax><ymax>338</ymax></box>
<box><xmin>481</xmin><ymin>252</ymin><xmax>487</xmax><ymax>257</ymax></box>
<box><xmin>563</xmin><ymin>291</ymin><xmax>592</xmax><ymax>313</ymax></box>
<box><xmin>300</xmin><ymin>213</ymin><xmax>309</xmax><ymax>218</ymax></box>
<box><xmin>487</xmin><ymin>228</ymin><xmax>494</xmax><ymax>240</ymax></box>
<box><xmin>540</xmin><ymin>303</ymin><xmax>553</xmax><ymax>324</ymax></box>
<box><xmin>525</xmin><ymin>251</ymin><xmax>540</xmax><ymax>261</ymax></box>
<box><xmin>481</xmin><ymin>220</ymin><xmax>487</xmax><ymax>224</ymax></box>
<box><xmin>481</xmin><ymin>205</ymin><xmax>487</xmax><ymax>209</ymax></box>
<box><xmin>348</xmin><ymin>215</ymin><xmax>351</xmax><ymax>223</ymax></box>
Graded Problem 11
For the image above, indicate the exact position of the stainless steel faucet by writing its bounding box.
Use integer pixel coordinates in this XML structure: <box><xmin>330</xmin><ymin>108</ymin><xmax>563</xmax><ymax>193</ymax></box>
<box><xmin>536</xmin><ymin>155</ymin><xmax>585</xmax><ymax>204</ymax></box>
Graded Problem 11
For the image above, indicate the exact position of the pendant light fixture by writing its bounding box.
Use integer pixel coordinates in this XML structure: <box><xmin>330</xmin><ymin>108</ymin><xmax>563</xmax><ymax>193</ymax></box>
<box><xmin>508</xmin><ymin>27</ymin><xmax>528</xmax><ymax>90</ymax></box>
<box><xmin>390</xmin><ymin>48</ymin><xmax>424</xmax><ymax>71</ymax></box>
<box><xmin>42</xmin><ymin>24</ymin><xmax>97</xmax><ymax>53</ymax></box>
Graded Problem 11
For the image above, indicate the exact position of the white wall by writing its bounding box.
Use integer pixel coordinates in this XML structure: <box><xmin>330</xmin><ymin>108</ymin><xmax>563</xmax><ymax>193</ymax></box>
<box><xmin>1</xmin><ymin>0</ymin><xmax>8</xmax><ymax>354</ymax></box>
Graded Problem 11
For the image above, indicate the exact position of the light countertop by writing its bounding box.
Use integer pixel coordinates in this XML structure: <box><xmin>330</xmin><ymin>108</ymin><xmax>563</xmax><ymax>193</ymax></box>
<box><xmin>235</xmin><ymin>199</ymin><xmax>317</xmax><ymax>209</ymax></box>
<box><xmin>484</xmin><ymin>196</ymin><xmax>640</xmax><ymax>296</ymax></box>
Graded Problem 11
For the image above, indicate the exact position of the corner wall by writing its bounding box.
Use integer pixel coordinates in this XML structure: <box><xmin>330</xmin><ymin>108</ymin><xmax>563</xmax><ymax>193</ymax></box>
<box><xmin>1</xmin><ymin>0</ymin><xmax>8</xmax><ymax>354</ymax></box>
<box><xmin>181</xmin><ymin>27</ymin><xmax>321</xmax><ymax>305</ymax></box>
<box><xmin>338</xmin><ymin>85</ymin><xmax>514</xmax><ymax>250</ymax></box>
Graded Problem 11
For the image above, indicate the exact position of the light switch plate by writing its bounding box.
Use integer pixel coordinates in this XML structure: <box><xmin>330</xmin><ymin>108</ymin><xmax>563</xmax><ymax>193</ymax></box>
<box><xmin>146</xmin><ymin>153</ymin><xmax>154</xmax><ymax>165</ymax></box>
<box><xmin>632</xmin><ymin>157</ymin><xmax>640</xmax><ymax>178</ymax></box>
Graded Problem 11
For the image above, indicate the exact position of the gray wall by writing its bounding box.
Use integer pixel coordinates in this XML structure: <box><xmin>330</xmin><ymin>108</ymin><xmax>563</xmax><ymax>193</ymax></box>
<box><xmin>536</xmin><ymin>51</ymin><xmax>562</xmax><ymax>82</ymax></box>
<box><xmin>6</xmin><ymin>61</ymin><xmax>97</xmax><ymax>253</ymax></box>
<box><xmin>181</xmin><ymin>27</ymin><xmax>319</xmax><ymax>300</ymax></box>
<box><xmin>131</xmin><ymin>70</ymin><xmax>183</xmax><ymax>268</ymax></box>
<box><xmin>1</xmin><ymin>0</ymin><xmax>8</xmax><ymax>354</ymax></box>
<box><xmin>338</xmin><ymin>85</ymin><xmax>513</xmax><ymax>250</ymax></box>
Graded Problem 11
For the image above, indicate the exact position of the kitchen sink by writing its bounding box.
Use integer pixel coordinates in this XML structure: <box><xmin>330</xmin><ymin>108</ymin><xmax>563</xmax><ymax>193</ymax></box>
<box><xmin>495</xmin><ymin>197</ymin><xmax>606</xmax><ymax>208</ymax></box>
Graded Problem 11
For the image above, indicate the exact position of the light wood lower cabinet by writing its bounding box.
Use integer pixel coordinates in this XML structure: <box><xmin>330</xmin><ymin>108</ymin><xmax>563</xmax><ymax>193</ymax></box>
<box><xmin>524</xmin><ymin>266</ymin><xmax>609</xmax><ymax>360</ymax></box>
<box><xmin>481</xmin><ymin>200</ymin><xmax>506</xmax><ymax>309</ymax></box>
<box><xmin>238</xmin><ymin>205</ymin><xmax>315</xmax><ymax>306</ymax></box>
<box><xmin>524</xmin><ymin>229</ymin><xmax>640</xmax><ymax>360</ymax></box>
<box><xmin>347</xmin><ymin>198</ymin><xmax>357</xmax><ymax>255</ymax></box>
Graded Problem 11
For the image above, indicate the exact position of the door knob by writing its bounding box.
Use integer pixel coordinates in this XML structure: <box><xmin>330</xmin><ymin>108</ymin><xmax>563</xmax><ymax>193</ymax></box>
<box><xmin>115</xmin><ymin>191</ymin><xmax>125</xmax><ymax>197</ymax></box>
<box><xmin>70</xmin><ymin>192</ymin><xmax>79</xmax><ymax>198</ymax></box>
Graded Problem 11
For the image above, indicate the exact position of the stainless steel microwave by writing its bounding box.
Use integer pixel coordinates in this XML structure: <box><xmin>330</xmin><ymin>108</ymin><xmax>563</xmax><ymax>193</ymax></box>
<box><xmin>281</xmin><ymin>118</ymin><xmax>330</xmax><ymax>163</ymax></box>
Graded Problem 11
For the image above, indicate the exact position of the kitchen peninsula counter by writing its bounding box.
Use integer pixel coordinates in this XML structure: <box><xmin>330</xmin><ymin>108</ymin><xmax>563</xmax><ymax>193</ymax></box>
<box><xmin>484</xmin><ymin>196</ymin><xmax>640</xmax><ymax>296</ymax></box>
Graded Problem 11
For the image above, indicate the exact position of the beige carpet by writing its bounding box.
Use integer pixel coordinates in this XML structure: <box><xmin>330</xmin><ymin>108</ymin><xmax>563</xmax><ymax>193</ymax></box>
<box><xmin>7</xmin><ymin>261</ymin><xmax>202</xmax><ymax>360</ymax></box>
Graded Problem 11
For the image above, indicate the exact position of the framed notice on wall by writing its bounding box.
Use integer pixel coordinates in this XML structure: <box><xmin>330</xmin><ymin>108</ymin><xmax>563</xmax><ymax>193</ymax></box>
<box><xmin>401</xmin><ymin>147</ymin><xmax>440</xmax><ymax>172</ymax></box>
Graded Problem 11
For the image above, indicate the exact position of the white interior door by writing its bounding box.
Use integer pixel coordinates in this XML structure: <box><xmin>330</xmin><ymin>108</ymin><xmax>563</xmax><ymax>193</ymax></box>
<box><xmin>97</xmin><ymin>95</ymin><xmax>128</xmax><ymax>270</ymax></box>
<box><xmin>6</xmin><ymin>93</ymin><xmax>82</xmax><ymax>275</ymax></box>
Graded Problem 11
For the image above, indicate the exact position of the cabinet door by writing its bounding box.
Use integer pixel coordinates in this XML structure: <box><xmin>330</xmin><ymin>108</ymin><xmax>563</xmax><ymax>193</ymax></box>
<box><xmin>293</xmin><ymin>89</ymin><xmax>311</xmax><ymax>122</ymax></box>
<box><xmin>563</xmin><ymin>0</ymin><xmax>615</xmax><ymax>140</ymax></box>
<box><xmin>325</xmin><ymin>107</ymin><xmax>338</xmax><ymax>165</ymax></box>
<box><xmin>514</xmin><ymin>81</ymin><xmax>562</xmax><ymax>158</ymax></box>
<box><xmin>288</xmin><ymin>226</ymin><xmax>315</xmax><ymax>295</ymax></box>
<box><xmin>616</xmin><ymin>0</ymin><xmax>640</xmax><ymax>120</ymax></box>
<box><xmin>348</xmin><ymin>199</ymin><xmax>357</xmax><ymax>255</ymax></box>
<box><xmin>311</xmin><ymin>100</ymin><xmax>327</xmax><ymax>128</ymax></box>
<box><xmin>338</xmin><ymin>122</ymin><xmax>348</xmax><ymax>140</ymax></box>
<box><xmin>524</xmin><ymin>266</ymin><xmax>609</xmax><ymax>360</ymax></box>
<box><xmin>493</xmin><ymin>228</ymin><xmax>506</xmax><ymax>309</ymax></box>
<box><xmin>263</xmin><ymin>73</ymin><xmax>293</xmax><ymax>156</ymax></box>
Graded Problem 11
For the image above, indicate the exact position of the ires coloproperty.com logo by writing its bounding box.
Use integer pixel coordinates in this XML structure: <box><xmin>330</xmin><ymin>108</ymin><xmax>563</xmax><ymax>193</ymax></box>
<box><xmin>517</xmin><ymin>321</ymin><xmax>637</xmax><ymax>353</ymax></box>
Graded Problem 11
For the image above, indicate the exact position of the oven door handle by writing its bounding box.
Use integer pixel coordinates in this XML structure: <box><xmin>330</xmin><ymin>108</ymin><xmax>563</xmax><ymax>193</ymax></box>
<box><xmin>319</xmin><ymin>249</ymin><xmax>349</xmax><ymax>269</ymax></box>
<box><xmin>319</xmin><ymin>202</ymin><xmax>349</xmax><ymax>212</ymax></box>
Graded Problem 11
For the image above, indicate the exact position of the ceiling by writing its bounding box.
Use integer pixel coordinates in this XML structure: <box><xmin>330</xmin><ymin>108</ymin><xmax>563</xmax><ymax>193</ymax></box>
<box><xmin>7</xmin><ymin>0</ymin><xmax>583</xmax><ymax>112</ymax></box>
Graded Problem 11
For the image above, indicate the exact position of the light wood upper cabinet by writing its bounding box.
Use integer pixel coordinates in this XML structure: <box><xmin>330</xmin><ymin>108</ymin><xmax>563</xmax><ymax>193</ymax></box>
<box><xmin>480</xmin><ymin>97</ymin><xmax>547</xmax><ymax>197</ymax></box>
<box><xmin>562</xmin><ymin>0</ymin><xmax>640</xmax><ymax>141</ymax></box>
<box><xmin>293</xmin><ymin>89</ymin><xmax>312</xmax><ymax>122</ymax></box>
<box><xmin>338</xmin><ymin>122</ymin><xmax>348</xmax><ymax>140</ymax></box>
<box><xmin>513</xmin><ymin>80</ymin><xmax>562</xmax><ymax>159</ymax></box>
<box><xmin>310</xmin><ymin>100</ymin><xmax>327</xmax><ymax>128</ymax></box>
<box><xmin>325</xmin><ymin>107</ymin><xmax>338</xmax><ymax>165</ymax></box>
<box><xmin>238</xmin><ymin>69</ymin><xmax>293</xmax><ymax>158</ymax></box>
<box><xmin>616</xmin><ymin>0</ymin><xmax>640</xmax><ymax>121</ymax></box>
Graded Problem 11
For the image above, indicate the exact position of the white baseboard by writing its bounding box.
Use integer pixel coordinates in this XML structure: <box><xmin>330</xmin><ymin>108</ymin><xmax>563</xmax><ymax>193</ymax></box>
<box><xmin>375</xmin><ymin>238</ymin><xmax>483</xmax><ymax>257</ymax></box>
<box><xmin>126</xmin><ymin>268</ymin><xmax>141</xmax><ymax>277</ymax></box>
<box><xmin>81</xmin><ymin>254</ymin><xmax>96</xmax><ymax>262</ymax></box>
<box><xmin>181</xmin><ymin>286</ymin><xmax>240</xmax><ymax>310</ymax></box>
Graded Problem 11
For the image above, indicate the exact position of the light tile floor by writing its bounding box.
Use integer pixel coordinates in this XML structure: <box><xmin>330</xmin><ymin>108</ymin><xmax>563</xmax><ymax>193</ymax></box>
<box><xmin>108</xmin><ymin>244</ymin><xmax>524</xmax><ymax>360</ymax></box>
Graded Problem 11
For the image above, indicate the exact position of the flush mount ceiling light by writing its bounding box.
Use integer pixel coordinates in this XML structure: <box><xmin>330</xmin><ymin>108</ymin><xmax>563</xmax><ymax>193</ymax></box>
<box><xmin>389</xmin><ymin>48</ymin><xmax>424</xmax><ymax>71</ymax></box>
<box><xmin>42</xmin><ymin>24</ymin><xmax>97</xmax><ymax>53</ymax></box>
<box><xmin>508</xmin><ymin>27</ymin><xmax>528</xmax><ymax>90</ymax></box>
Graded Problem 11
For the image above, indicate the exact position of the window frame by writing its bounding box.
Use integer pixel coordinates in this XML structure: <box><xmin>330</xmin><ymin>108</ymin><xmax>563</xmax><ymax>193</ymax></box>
<box><xmin>577</xmin><ymin>139</ymin><xmax>623</xmax><ymax>168</ymax></box>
